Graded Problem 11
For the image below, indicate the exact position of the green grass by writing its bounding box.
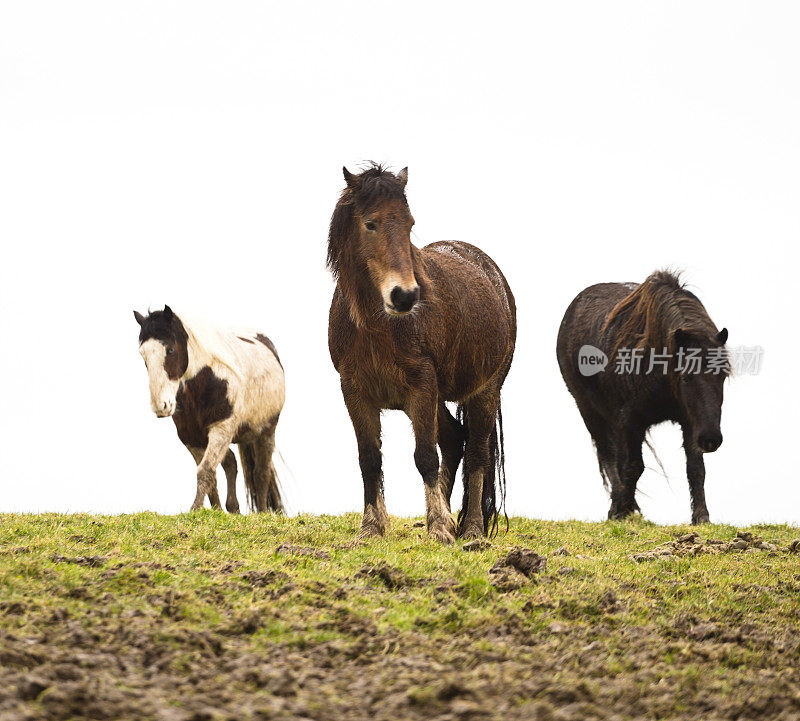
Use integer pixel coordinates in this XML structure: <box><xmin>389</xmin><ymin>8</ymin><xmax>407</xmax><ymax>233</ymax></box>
<box><xmin>1</xmin><ymin>513</ymin><xmax>799</xmax><ymax>720</ymax></box>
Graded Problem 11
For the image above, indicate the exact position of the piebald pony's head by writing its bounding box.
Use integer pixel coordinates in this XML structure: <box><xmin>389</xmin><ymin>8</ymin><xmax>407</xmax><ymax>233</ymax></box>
<box><xmin>134</xmin><ymin>305</ymin><xmax>188</xmax><ymax>417</ymax></box>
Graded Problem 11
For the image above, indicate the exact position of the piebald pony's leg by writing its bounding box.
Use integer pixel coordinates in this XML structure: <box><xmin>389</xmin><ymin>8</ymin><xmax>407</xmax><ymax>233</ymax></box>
<box><xmin>191</xmin><ymin>423</ymin><xmax>235</xmax><ymax>511</ymax></box>
<box><xmin>251</xmin><ymin>431</ymin><xmax>284</xmax><ymax>512</ymax></box>
<box><xmin>185</xmin><ymin>446</ymin><xmax>219</xmax><ymax>510</ymax></box>
<box><xmin>221</xmin><ymin>449</ymin><xmax>239</xmax><ymax>514</ymax></box>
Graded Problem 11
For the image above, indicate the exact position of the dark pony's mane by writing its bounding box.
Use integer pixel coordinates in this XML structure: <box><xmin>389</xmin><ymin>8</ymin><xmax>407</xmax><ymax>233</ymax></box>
<box><xmin>327</xmin><ymin>163</ymin><xmax>409</xmax><ymax>278</ymax></box>
<box><xmin>604</xmin><ymin>270</ymin><xmax>721</xmax><ymax>362</ymax></box>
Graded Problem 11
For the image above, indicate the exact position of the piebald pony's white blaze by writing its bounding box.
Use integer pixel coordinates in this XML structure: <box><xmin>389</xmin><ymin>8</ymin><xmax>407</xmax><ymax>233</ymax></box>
<box><xmin>140</xmin><ymin>339</ymin><xmax>179</xmax><ymax>417</ymax></box>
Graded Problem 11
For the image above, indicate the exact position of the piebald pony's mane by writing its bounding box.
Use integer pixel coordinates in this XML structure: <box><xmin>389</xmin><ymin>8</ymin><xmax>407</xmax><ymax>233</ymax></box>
<box><xmin>175</xmin><ymin>311</ymin><xmax>248</xmax><ymax>381</ymax></box>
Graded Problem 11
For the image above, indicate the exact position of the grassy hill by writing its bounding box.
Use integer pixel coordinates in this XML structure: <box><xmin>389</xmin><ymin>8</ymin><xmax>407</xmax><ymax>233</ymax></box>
<box><xmin>1</xmin><ymin>512</ymin><xmax>799</xmax><ymax>720</ymax></box>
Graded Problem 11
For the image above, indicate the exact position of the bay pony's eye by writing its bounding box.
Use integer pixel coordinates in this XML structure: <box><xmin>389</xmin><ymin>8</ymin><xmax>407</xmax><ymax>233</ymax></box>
<box><xmin>364</xmin><ymin>220</ymin><xmax>377</xmax><ymax>232</ymax></box>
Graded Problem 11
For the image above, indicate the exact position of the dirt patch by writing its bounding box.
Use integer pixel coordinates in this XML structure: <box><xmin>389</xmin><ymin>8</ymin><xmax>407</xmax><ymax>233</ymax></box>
<box><xmin>275</xmin><ymin>542</ymin><xmax>331</xmax><ymax>560</ymax></box>
<box><xmin>488</xmin><ymin>548</ymin><xmax>547</xmax><ymax>592</ymax></box>
<box><xmin>356</xmin><ymin>562</ymin><xmax>412</xmax><ymax>589</ymax></box>
<box><xmin>632</xmin><ymin>530</ymin><xmax>787</xmax><ymax>560</ymax></box>
<box><xmin>492</xmin><ymin>547</ymin><xmax>547</xmax><ymax>577</ymax></box>
<box><xmin>50</xmin><ymin>554</ymin><xmax>107</xmax><ymax>567</ymax></box>
<box><xmin>489</xmin><ymin>567</ymin><xmax>528</xmax><ymax>592</ymax></box>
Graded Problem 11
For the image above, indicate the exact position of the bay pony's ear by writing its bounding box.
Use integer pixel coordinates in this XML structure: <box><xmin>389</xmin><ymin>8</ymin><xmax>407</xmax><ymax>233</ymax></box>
<box><xmin>397</xmin><ymin>166</ymin><xmax>408</xmax><ymax>188</ymax></box>
<box><xmin>716</xmin><ymin>327</ymin><xmax>728</xmax><ymax>344</ymax></box>
<box><xmin>133</xmin><ymin>310</ymin><xmax>145</xmax><ymax>326</ymax></box>
<box><xmin>343</xmin><ymin>166</ymin><xmax>358</xmax><ymax>188</ymax></box>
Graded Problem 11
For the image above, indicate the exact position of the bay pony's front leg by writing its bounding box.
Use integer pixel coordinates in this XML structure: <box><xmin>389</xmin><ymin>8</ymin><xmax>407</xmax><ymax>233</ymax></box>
<box><xmin>341</xmin><ymin>377</ymin><xmax>389</xmax><ymax>538</ymax></box>
<box><xmin>407</xmin><ymin>364</ymin><xmax>456</xmax><ymax>543</ymax></box>
<box><xmin>191</xmin><ymin>421</ymin><xmax>236</xmax><ymax>511</ymax></box>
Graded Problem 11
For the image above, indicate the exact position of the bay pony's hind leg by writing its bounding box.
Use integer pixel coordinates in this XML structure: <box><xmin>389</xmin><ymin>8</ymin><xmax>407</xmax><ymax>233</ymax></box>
<box><xmin>437</xmin><ymin>401</ymin><xmax>465</xmax><ymax>507</ymax></box>
<box><xmin>407</xmin><ymin>365</ymin><xmax>455</xmax><ymax>544</ymax></box>
<box><xmin>221</xmin><ymin>449</ymin><xmax>239</xmax><ymax>514</ymax></box>
<box><xmin>191</xmin><ymin>423</ymin><xmax>235</xmax><ymax>511</ymax></box>
<box><xmin>459</xmin><ymin>389</ymin><xmax>500</xmax><ymax>539</ymax></box>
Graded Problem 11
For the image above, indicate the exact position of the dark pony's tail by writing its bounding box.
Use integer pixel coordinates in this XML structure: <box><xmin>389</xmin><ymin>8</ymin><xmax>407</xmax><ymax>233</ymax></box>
<box><xmin>456</xmin><ymin>403</ymin><xmax>508</xmax><ymax>538</ymax></box>
<box><xmin>241</xmin><ymin>442</ymin><xmax>285</xmax><ymax>513</ymax></box>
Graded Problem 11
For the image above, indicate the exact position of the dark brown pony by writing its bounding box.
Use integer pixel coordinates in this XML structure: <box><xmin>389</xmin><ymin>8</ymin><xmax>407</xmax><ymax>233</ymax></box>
<box><xmin>557</xmin><ymin>270</ymin><xmax>729</xmax><ymax>524</ymax></box>
<box><xmin>327</xmin><ymin>164</ymin><xmax>516</xmax><ymax>542</ymax></box>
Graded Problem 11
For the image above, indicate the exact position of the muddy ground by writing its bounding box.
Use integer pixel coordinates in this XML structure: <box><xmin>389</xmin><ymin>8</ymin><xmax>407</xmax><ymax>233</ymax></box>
<box><xmin>1</xmin><ymin>514</ymin><xmax>799</xmax><ymax>720</ymax></box>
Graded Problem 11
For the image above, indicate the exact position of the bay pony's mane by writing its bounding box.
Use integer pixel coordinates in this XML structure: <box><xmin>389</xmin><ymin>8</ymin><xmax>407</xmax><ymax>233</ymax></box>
<box><xmin>176</xmin><ymin>310</ymin><xmax>248</xmax><ymax>381</ymax></box>
<box><xmin>327</xmin><ymin>162</ymin><xmax>408</xmax><ymax>279</ymax></box>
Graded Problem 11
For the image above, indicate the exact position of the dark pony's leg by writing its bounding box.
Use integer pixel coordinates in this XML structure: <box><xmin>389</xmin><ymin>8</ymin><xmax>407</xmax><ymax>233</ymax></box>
<box><xmin>437</xmin><ymin>401</ymin><xmax>465</xmax><ymax>506</ymax></box>
<box><xmin>341</xmin><ymin>376</ymin><xmax>388</xmax><ymax>537</ymax></box>
<box><xmin>683</xmin><ymin>426</ymin><xmax>709</xmax><ymax>524</ymax></box>
<box><xmin>577</xmin><ymin>408</ymin><xmax>624</xmax><ymax>518</ymax></box>
<box><xmin>221</xmin><ymin>449</ymin><xmax>239</xmax><ymax>514</ymax></box>
<box><xmin>459</xmin><ymin>389</ymin><xmax>500</xmax><ymax>539</ymax></box>
<box><xmin>612</xmin><ymin>424</ymin><xmax>645</xmax><ymax>519</ymax></box>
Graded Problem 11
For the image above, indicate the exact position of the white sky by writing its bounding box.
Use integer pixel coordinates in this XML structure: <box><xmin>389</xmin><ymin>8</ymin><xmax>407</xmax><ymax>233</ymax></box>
<box><xmin>1</xmin><ymin>2</ymin><xmax>798</xmax><ymax>525</ymax></box>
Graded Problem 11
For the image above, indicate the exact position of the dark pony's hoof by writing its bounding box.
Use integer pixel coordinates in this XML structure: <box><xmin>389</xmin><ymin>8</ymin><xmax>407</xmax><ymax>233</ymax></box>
<box><xmin>692</xmin><ymin>513</ymin><xmax>710</xmax><ymax>525</ymax></box>
<box><xmin>358</xmin><ymin>524</ymin><xmax>385</xmax><ymax>540</ymax></box>
<box><xmin>608</xmin><ymin>506</ymin><xmax>642</xmax><ymax>521</ymax></box>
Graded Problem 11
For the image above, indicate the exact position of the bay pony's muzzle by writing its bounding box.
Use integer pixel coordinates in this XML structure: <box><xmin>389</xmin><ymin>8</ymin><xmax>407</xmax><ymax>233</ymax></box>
<box><xmin>381</xmin><ymin>276</ymin><xmax>420</xmax><ymax>316</ymax></box>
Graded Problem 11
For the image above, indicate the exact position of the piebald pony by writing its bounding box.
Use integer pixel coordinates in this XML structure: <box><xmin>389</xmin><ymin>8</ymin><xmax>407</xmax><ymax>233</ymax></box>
<box><xmin>134</xmin><ymin>306</ymin><xmax>285</xmax><ymax>513</ymax></box>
